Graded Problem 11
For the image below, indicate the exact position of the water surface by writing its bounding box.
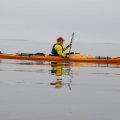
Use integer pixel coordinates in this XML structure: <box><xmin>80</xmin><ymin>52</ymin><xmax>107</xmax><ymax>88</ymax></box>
<box><xmin>0</xmin><ymin>39</ymin><xmax>120</xmax><ymax>120</ymax></box>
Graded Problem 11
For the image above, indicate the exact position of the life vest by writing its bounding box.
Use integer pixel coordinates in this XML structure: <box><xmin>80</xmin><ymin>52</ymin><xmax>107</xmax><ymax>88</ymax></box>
<box><xmin>51</xmin><ymin>44</ymin><xmax>64</xmax><ymax>55</ymax></box>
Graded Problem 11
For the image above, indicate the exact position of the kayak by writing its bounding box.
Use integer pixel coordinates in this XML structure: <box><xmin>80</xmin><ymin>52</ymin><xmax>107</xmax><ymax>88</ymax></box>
<box><xmin>0</xmin><ymin>52</ymin><xmax>120</xmax><ymax>64</ymax></box>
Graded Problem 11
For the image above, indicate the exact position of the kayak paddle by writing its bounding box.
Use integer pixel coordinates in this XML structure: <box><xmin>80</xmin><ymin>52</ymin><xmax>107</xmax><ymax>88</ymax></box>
<box><xmin>68</xmin><ymin>32</ymin><xmax>75</xmax><ymax>55</ymax></box>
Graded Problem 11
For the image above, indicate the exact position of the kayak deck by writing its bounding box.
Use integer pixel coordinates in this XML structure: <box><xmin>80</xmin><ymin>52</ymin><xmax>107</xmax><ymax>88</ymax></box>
<box><xmin>0</xmin><ymin>53</ymin><xmax>120</xmax><ymax>64</ymax></box>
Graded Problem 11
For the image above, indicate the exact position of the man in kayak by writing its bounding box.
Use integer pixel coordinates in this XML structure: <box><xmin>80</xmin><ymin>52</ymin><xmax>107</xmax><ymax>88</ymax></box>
<box><xmin>51</xmin><ymin>37</ymin><xmax>71</xmax><ymax>57</ymax></box>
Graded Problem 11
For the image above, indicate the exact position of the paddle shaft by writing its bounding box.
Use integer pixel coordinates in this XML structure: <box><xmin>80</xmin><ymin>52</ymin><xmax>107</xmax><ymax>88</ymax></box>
<box><xmin>68</xmin><ymin>32</ymin><xmax>75</xmax><ymax>55</ymax></box>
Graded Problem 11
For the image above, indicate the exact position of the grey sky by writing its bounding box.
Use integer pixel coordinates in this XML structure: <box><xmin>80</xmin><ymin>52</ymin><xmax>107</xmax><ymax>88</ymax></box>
<box><xmin>0</xmin><ymin>0</ymin><xmax>120</xmax><ymax>43</ymax></box>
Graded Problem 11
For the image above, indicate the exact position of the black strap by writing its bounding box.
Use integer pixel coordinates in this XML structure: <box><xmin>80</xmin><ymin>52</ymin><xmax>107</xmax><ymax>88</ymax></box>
<box><xmin>17</xmin><ymin>53</ymin><xmax>45</xmax><ymax>56</ymax></box>
<box><xmin>96</xmin><ymin>56</ymin><xmax>111</xmax><ymax>59</ymax></box>
<box><xmin>49</xmin><ymin>54</ymin><xmax>59</xmax><ymax>56</ymax></box>
<box><xmin>66</xmin><ymin>52</ymin><xmax>74</xmax><ymax>55</ymax></box>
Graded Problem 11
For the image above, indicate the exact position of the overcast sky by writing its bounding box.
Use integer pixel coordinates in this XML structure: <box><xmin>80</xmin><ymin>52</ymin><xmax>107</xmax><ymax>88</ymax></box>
<box><xmin>0</xmin><ymin>0</ymin><xmax>120</xmax><ymax>43</ymax></box>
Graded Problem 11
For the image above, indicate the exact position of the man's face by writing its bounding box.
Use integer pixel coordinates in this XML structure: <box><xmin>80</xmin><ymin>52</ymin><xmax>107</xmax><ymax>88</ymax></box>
<box><xmin>60</xmin><ymin>41</ymin><xmax>64</xmax><ymax>45</ymax></box>
<box><xmin>58</xmin><ymin>41</ymin><xmax>64</xmax><ymax>45</ymax></box>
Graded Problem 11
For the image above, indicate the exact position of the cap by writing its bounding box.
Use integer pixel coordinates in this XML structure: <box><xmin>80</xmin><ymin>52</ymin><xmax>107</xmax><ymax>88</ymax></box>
<box><xmin>57</xmin><ymin>37</ymin><xmax>65</xmax><ymax>42</ymax></box>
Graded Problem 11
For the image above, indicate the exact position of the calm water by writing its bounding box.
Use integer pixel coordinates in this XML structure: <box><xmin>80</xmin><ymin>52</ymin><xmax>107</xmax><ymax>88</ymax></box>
<box><xmin>0</xmin><ymin>39</ymin><xmax>120</xmax><ymax>120</ymax></box>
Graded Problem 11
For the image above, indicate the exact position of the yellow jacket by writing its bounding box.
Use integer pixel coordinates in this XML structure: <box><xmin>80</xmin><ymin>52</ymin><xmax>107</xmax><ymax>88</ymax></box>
<box><xmin>54</xmin><ymin>43</ymin><xmax>70</xmax><ymax>57</ymax></box>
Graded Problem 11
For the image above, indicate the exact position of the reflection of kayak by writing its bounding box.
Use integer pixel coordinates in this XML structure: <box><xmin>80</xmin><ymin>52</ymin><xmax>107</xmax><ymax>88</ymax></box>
<box><xmin>0</xmin><ymin>53</ymin><xmax>120</xmax><ymax>64</ymax></box>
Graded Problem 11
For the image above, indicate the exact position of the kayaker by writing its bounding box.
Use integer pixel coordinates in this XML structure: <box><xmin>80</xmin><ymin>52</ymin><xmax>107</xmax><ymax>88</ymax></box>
<box><xmin>51</xmin><ymin>37</ymin><xmax>71</xmax><ymax>57</ymax></box>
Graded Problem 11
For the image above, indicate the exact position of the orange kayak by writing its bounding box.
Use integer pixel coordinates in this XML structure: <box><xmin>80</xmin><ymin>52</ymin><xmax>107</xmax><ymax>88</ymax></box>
<box><xmin>0</xmin><ymin>53</ymin><xmax>120</xmax><ymax>64</ymax></box>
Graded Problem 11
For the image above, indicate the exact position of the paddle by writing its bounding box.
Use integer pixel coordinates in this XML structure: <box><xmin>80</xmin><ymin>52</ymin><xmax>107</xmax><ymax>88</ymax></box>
<box><xmin>65</xmin><ymin>32</ymin><xmax>75</xmax><ymax>63</ymax></box>
<box><xmin>68</xmin><ymin>32</ymin><xmax>75</xmax><ymax>55</ymax></box>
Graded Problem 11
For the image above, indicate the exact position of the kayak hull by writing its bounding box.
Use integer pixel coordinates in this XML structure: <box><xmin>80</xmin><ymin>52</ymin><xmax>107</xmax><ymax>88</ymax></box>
<box><xmin>0</xmin><ymin>53</ymin><xmax>120</xmax><ymax>64</ymax></box>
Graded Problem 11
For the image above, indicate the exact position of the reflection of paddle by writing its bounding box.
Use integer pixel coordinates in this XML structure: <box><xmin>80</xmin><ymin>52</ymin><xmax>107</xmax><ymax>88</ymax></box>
<box><xmin>68</xmin><ymin>32</ymin><xmax>75</xmax><ymax>55</ymax></box>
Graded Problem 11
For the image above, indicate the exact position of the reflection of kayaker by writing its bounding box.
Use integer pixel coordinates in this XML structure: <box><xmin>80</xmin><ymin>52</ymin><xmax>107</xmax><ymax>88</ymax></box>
<box><xmin>50</xmin><ymin>79</ymin><xmax>63</xmax><ymax>88</ymax></box>
<box><xmin>50</xmin><ymin>62</ymin><xmax>72</xmax><ymax>89</ymax></box>
<box><xmin>50</xmin><ymin>78</ymin><xmax>72</xmax><ymax>90</ymax></box>
<box><xmin>50</xmin><ymin>62</ymin><xmax>63</xmax><ymax>88</ymax></box>
<box><xmin>51</xmin><ymin>62</ymin><xmax>64</xmax><ymax>76</ymax></box>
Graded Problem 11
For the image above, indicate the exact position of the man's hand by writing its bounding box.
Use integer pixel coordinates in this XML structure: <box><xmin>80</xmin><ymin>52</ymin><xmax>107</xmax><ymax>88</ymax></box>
<box><xmin>67</xmin><ymin>44</ymin><xmax>72</xmax><ymax>48</ymax></box>
<box><xmin>65</xmin><ymin>54</ymin><xmax>69</xmax><ymax>58</ymax></box>
<box><xmin>62</xmin><ymin>54</ymin><xmax>68</xmax><ymax>58</ymax></box>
